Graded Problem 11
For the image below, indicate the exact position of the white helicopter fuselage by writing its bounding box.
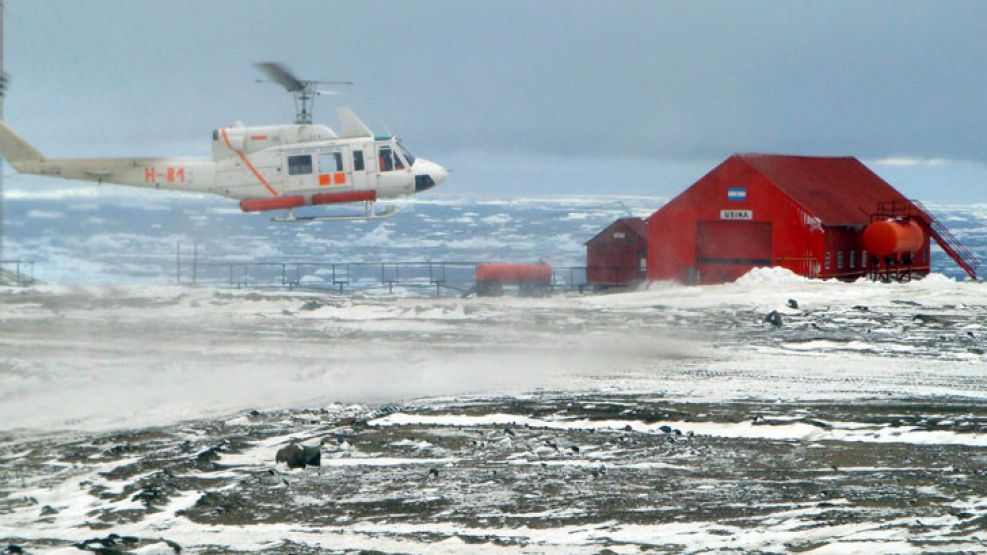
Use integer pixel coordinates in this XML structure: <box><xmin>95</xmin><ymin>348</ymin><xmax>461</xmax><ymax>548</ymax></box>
<box><xmin>0</xmin><ymin>107</ymin><xmax>448</xmax><ymax>219</ymax></box>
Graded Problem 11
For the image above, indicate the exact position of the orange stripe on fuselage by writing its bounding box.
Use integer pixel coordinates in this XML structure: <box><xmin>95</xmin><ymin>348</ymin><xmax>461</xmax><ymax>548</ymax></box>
<box><xmin>221</xmin><ymin>128</ymin><xmax>280</xmax><ymax>197</ymax></box>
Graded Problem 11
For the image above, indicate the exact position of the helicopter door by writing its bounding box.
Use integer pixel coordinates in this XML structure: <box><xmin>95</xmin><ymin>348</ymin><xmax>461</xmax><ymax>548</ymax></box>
<box><xmin>346</xmin><ymin>146</ymin><xmax>370</xmax><ymax>190</ymax></box>
<box><xmin>317</xmin><ymin>150</ymin><xmax>350</xmax><ymax>190</ymax></box>
<box><xmin>285</xmin><ymin>153</ymin><xmax>315</xmax><ymax>191</ymax></box>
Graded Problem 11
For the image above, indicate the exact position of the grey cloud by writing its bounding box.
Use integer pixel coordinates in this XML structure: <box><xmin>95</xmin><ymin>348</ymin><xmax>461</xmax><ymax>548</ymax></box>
<box><xmin>5</xmin><ymin>0</ymin><xmax>987</xmax><ymax>163</ymax></box>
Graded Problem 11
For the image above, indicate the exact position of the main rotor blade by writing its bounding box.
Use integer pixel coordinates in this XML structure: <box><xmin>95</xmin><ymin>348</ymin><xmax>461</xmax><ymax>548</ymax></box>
<box><xmin>255</xmin><ymin>62</ymin><xmax>305</xmax><ymax>92</ymax></box>
<box><xmin>310</xmin><ymin>80</ymin><xmax>355</xmax><ymax>86</ymax></box>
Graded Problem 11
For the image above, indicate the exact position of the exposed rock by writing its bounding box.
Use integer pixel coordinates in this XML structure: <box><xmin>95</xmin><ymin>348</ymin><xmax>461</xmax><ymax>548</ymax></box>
<box><xmin>787</xmin><ymin>299</ymin><xmax>799</xmax><ymax>309</ymax></box>
<box><xmin>764</xmin><ymin>310</ymin><xmax>783</xmax><ymax>327</ymax></box>
<box><xmin>73</xmin><ymin>533</ymin><xmax>140</xmax><ymax>554</ymax></box>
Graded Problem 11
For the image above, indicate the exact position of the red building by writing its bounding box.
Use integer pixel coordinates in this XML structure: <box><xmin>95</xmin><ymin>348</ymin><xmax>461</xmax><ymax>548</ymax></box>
<box><xmin>585</xmin><ymin>217</ymin><xmax>647</xmax><ymax>287</ymax></box>
<box><xmin>646</xmin><ymin>154</ymin><xmax>978</xmax><ymax>284</ymax></box>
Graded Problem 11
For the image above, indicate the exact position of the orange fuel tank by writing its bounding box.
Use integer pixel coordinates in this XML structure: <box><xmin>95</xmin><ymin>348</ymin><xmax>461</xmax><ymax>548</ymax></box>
<box><xmin>476</xmin><ymin>263</ymin><xmax>552</xmax><ymax>284</ymax></box>
<box><xmin>862</xmin><ymin>219</ymin><xmax>924</xmax><ymax>257</ymax></box>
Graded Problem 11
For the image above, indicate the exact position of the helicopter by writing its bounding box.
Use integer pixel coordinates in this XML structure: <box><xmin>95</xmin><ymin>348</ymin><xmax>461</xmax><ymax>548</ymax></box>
<box><xmin>0</xmin><ymin>62</ymin><xmax>448</xmax><ymax>222</ymax></box>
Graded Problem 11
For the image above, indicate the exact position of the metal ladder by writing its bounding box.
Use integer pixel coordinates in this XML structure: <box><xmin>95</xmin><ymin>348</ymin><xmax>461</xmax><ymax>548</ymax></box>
<box><xmin>910</xmin><ymin>200</ymin><xmax>979</xmax><ymax>280</ymax></box>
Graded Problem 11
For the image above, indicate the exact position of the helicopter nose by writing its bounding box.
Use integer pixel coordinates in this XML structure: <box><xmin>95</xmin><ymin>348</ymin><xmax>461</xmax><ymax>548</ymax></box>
<box><xmin>413</xmin><ymin>158</ymin><xmax>448</xmax><ymax>192</ymax></box>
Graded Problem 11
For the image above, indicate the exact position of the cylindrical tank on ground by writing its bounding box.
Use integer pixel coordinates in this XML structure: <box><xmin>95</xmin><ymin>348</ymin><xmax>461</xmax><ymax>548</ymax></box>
<box><xmin>862</xmin><ymin>219</ymin><xmax>924</xmax><ymax>257</ymax></box>
<box><xmin>475</xmin><ymin>262</ymin><xmax>552</xmax><ymax>296</ymax></box>
<box><xmin>476</xmin><ymin>263</ymin><xmax>552</xmax><ymax>284</ymax></box>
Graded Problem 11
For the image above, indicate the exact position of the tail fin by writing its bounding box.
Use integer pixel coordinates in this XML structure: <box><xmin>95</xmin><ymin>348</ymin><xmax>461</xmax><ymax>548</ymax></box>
<box><xmin>0</xmin><ymin>121</ymin><xmax>44</xmax><ymax>170</ymax></box>
<box><xmin>337</xmin><ymin>106</ymin><xmax>373</xmax><ymax>138</ymax></box>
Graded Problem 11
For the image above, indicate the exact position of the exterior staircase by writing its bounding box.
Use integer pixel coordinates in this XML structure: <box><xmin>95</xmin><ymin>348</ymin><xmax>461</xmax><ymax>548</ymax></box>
<box><xmin>910</xmin><ymin>200</ymin><xmax>979</xmax><ymax>280</ymax></box>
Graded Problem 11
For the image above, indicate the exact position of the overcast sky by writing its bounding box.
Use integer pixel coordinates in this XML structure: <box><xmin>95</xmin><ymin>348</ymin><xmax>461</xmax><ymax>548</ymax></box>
<box><xmin>4</xmin><ymin>1</ymin><xmax>987</xmax><ymax>199</ymax></box>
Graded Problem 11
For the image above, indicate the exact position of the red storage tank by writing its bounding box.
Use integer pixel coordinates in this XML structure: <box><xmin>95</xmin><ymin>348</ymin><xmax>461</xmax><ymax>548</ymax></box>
<box><xmin>476</xmin><ymin>263</ymin><xmax>552</xmax><ymax>296</ymax></box>
<box><xmin>862</xmin><ymin>219</ymin><xmax>924</xmax><ymax>257</ymax></box>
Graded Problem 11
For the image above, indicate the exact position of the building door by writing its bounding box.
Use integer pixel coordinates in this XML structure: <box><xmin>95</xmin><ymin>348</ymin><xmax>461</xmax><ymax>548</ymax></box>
<box><xmin>696</xmin><ymin>221</ymin><xmax>772</xmax><ymax>284</ymax></box>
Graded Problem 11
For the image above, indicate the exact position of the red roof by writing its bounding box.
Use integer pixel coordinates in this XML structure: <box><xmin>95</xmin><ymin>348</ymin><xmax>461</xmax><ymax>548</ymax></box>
<box><xmin>737</xmin><ymin>154</ymin><xmax>911</xmax><ymax>225</ymax></box>
<box><xmin>585</xmin><ymin>217</ymin><xmax>647</xmax><ymax>245</ymax></box>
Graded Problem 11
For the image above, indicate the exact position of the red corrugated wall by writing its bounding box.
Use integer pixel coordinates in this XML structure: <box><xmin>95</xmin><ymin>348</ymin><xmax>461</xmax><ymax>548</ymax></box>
<box><xmin>587</xmin><ymin>220</ymin><xmax>647</xmax><ymax>285</ymax></box>
<box><xmin>647</xmin><ymin>156</ymin><xmax>827</xmax><ymax>284</ymax></box>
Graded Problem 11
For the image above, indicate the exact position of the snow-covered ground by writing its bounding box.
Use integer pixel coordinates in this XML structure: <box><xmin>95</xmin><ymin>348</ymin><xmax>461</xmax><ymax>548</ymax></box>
<box><xmin>0</xmin><ymin>269</ymin><xmax>984</xmax><ymax>432</ymax></box>
<box><xmin>0</xmin><ymin>270</ymin><xmax>985</xmax><ymax>553</ymax></box>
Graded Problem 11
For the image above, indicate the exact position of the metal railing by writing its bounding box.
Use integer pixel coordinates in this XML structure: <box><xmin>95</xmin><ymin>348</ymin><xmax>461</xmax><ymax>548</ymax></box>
<box><xmin>910</xmin><ymin>199</ymin><xmax>979</xmax><ymax>279</ymax></box>
<box><xmin>0</xmin><ymin>259</ymin><xmax>36</xmax><ymax>286</ymax></box>
<box><xmin>176</xmin><ymin>256</ymin><xmax>608</xmax><ymax>296</ymax></box>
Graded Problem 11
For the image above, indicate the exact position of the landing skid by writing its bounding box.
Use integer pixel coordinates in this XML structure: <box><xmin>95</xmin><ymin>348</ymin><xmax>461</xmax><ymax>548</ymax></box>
<box><xmin>271</xmin><ymin>201</ymin><xmax>405</xmax><ymax>223</ymax></box>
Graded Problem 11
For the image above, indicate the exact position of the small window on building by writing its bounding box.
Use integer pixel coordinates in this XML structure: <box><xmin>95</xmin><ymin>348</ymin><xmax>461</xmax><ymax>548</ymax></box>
<box><xmin>862</xmin><ymin>250</ymin><xmax>868</xmax><ymax>266</ymax></box>
<box><xmin>353</xmin><ymin>150</ymin><xmax>365</xmax><ymax>171</ymax></box>
<box><xmin>837</xmin><ymin>251</ymin><xmax>844</xmax><ymax>270</ymax></box>
<box><xmin>212</xmin><ymin>129</ymin><xmax>219</xmax><ymax>141</ymax></box>
<box><xmin>288</xmin><ymin>154</ymin><xmax>313</xmax><ymax>175</ymax></box>
<box><xmin>824</xmin><ymin>252</ymin><xmax>831</xmax><ymax>271</ymax></box>
<box><xmin>613</xmin><ymin>232</ymin><xmax>626</xmax><ymax>239</ymax></box>
<box><xmin>850</xmin><ymin>250</ymin><xmax>856</xmax><ymax>269</ymax></box>
<box><xmin>378</xmin><ymin>146</ymin><xmax>394</xmax><ymax>172</ymax></box>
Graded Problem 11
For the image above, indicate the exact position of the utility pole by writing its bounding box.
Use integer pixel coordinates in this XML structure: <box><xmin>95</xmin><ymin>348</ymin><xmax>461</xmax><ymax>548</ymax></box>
<box><xmin>0</xmin><ymin>0</ymin><xmax>6</xmax><ymax>265</ymax></box>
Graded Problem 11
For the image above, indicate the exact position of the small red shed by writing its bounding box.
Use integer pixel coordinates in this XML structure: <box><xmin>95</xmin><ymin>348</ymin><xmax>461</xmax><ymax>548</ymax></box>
<box><xmin>646</xmin><ymin>154</ymin><xmax>978</xmax><ymax>284</ymax></box>
<box><xmin>586</xmin><ymin>217</ymin><xmax>647</xmax><ymax>286</ymax></box>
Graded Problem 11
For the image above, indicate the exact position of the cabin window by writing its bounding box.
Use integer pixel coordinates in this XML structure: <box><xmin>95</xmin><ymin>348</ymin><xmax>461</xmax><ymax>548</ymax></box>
<box><xmin>319</xmin><ymin>152</ymin><xmax>343</xmax><ymax>173</ymax></box>
<box><xmin>837</xmin><ymin>251</ymin><xmax>844</xmax><ymax>270</ymax></box>
<box><xmin>353</xmin><ymin>150</ymin><xmax>365</xmax><ymax>171</ymax></box>
<box><xmin>378</xmin><ymin>146</ymin><xmax>394</xmax><ymax>172</ymax></box>
<box><xmin>393</xmin><ymin>149</ymin><xmax>406</xmax><ymax>170</ymax></box>
<box><xmin>824</xmin><ymin>252</ymin><xmax>831</xmax><ymax>271</ymax></box>
<box><xmin>849</xmin><ymin>250</ymin><xmax>856</xmax><ymax>269</ymax></box>
<box><xmin>288</xmin><ymin>154</ymin><xmax>313</xmax><ymax>175</ymax></box>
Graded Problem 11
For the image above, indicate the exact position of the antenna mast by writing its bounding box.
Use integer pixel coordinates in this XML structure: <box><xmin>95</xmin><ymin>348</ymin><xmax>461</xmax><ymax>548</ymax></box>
<box><xmin>1</xmin><ymin>0</ymin><xmax>5</xmax><ymax>265</ymax></box>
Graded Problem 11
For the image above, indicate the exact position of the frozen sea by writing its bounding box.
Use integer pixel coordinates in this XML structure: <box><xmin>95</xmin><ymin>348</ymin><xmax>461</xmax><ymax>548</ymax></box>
<box><xmin>3</xmin><ymin>182</ymin><xmax>986</xmax><ymax>285</ymax></box>
<box><xmin>0</xmin><ymin>185</ymin><xmax>986</xmax><ymax>553</ymax></box>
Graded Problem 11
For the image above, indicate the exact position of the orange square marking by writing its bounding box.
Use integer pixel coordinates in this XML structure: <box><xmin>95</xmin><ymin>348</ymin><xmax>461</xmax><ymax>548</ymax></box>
<box><xmin>319</xmin><ymin>174</ymin><xmax>331</xmax><ymax>186</ymax></box>
<box><xmin>333</xmin><ymin>172</ymin><xmax>346</xmax><ymax>185</ymax></box>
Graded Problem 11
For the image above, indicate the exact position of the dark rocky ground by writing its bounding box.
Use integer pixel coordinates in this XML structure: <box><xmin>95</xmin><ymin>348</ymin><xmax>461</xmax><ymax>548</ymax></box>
<box><xmin>1</xmin><ymin>280</ymin><xmax>986</xmax><ymax>553</ymax></box>
<box><xmin>1</xmin><ymin>394</ymin><xmax>986</xmax><ymax>553</ymax></box>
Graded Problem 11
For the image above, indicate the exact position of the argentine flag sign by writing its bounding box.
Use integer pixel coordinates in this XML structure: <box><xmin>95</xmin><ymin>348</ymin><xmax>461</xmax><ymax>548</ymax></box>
<box><xmin>727</xmin><ymin>186</ymin><xmax>746</xmax><ymax>201</ymax></box>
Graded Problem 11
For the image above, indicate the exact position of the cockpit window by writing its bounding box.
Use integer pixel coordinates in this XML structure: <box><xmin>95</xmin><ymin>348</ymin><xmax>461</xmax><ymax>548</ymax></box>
<box><xmin>378</xmin><ymin>143</ymin><xmax>412</xmax><ymax>172</ymax></box>
<box><xmin>397</xmin><ymin>141</ymin><xmax>416</xmax><ymax>167</ymax></box>
<box><xmin>378</xmin><ymin>146</ymin><xmax>394</xmax><ymax>172</ymax></box>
